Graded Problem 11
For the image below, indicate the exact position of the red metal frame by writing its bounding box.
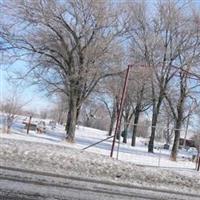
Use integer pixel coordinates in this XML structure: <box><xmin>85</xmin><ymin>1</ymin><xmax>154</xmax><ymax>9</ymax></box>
<box><xmin>110</xmin><ymin>65</ymin><xmax>132</xmax><ymax>157</ymax></box>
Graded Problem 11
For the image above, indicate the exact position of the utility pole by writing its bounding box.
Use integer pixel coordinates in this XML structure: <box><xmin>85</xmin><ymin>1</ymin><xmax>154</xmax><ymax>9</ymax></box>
<box><xmin>110</xmin><ymin>65</ymin><xmax>132</xmax><ymax>158</ymax></box>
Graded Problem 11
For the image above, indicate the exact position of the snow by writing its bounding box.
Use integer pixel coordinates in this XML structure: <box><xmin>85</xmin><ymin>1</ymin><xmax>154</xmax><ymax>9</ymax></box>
<box><xmin>0</xmin><ymin>114</ymin><xmax>200</xmax><ymax>193</ymax></box>
<box><xmin>0</xmin><ymin>115</ymin><xmax>197</xmax><ymax>170</ymax></box>
<box><xmin>0</xmin><ymin>137</ymin><xmax>200</xmax><ymax>194</ymax></box>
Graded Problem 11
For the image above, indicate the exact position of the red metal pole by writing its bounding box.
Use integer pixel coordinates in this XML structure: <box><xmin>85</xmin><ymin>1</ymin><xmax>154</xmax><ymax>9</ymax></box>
<box><xmin>110</xmin><ymin>65</ymin><xmax>131</xmax><ymax>157</ymax></box>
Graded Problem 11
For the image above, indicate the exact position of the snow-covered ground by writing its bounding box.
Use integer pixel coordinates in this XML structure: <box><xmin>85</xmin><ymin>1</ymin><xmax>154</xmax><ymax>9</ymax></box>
<box><xmin>0</xmin><ymin>115</ymin><xmax>198</xmax><ymax>170</ymax></box>
<box><xmin>0</xmin><ymin>115</ymin><xmax>200</xmax><ymax>193</ymax></box>
<box><xmin>0</xmin><ymin>138</ymin><xmax>200</xmax><ymax>194</ymax></box>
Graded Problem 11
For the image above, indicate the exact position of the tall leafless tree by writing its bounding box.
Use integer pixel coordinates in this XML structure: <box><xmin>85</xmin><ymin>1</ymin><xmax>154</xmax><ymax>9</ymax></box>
<box><xmin>98</xmin><ymin>75</ymin><xmax>122</xmax><ymax>136</ymax></box>
<box><xmin>1</xmin><ymin>88</ymin><xmax>29</xmax><ymax>133</ymax></box>
<box><xmin>0</xmin><ymin>0</ymin><xmax>127</xmax><ymax>142</ymax></box>
<box><xmin>127</xmin><ymin>0</ymin><xmax>200</xmax><ymax>153</ymax></box>
<box><xmin>120</xmin><ymin>67</ymin><xmax>152</xmax><ymax>144</ymax></box>
<box><xmin>158</xmin><ymin>102</ymin><xmax>175</xmax><ymax>145</ymax></box>
<box><xmin>165</xmin><ymin>69</ymin><xmax>200</xmax><ymax>160</ymax></box>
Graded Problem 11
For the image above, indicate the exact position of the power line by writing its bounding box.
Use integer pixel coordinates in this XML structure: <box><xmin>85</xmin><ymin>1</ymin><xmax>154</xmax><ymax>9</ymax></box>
<box><xmin>170</xmin><ymin>65</ymin><xmax>200</xmax><ymax>81</ymax></box>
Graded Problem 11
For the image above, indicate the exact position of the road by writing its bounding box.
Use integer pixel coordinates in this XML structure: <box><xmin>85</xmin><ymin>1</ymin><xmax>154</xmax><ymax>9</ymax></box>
<box><xmin>0</xmin><ymin>166</ymin><xmax>199</xmax><ymax>200</ymax></box>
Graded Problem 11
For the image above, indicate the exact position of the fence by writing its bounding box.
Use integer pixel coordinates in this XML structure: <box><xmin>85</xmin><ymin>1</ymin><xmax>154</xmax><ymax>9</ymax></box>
<box><xmin>82</xmin><ymin>123</ymin><xmax>199</xmax><ymax>171</ymax></box>
<box><xmin>116</xmin><ymin>124</ymin><xmax>199</xmax><ymax>170</ymax></box>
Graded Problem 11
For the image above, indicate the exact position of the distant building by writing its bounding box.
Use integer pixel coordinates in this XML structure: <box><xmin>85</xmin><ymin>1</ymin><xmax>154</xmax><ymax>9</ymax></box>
<box><xmin>179</xmin><ymin>138</ymin><xmax>195</xmax><ymax>148</ymax></box>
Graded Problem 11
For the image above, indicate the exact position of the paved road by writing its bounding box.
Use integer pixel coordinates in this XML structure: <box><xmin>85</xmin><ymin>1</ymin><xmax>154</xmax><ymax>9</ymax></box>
<box><xmin>0</xmin><ymin>166</ymin><xmax>199</xmax><ymax>200</ymax></box>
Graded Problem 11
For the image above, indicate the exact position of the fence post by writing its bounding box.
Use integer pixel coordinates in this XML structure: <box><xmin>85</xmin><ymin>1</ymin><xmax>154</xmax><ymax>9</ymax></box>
<box><xmin>27</xmin><ymin>116</ymin><xmax>32</xmax><ymax>134</ymax></box>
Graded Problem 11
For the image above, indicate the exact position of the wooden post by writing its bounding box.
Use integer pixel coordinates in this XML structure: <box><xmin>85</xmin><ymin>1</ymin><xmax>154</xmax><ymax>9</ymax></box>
<box><xmin>27</xmin><ymin>116</ymin><xmax>32</xmax><ymax>134</ymax></box>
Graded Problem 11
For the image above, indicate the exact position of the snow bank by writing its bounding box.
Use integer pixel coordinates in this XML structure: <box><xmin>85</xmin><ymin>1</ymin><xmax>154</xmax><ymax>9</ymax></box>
<box><xmin>0</xmin><ymin>138</ymin><xmax>199</xmax><ymax>194</ymax></box>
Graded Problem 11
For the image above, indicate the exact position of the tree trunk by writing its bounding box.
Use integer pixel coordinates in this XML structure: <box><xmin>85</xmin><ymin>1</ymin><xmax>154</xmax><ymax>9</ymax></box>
<box><xmin>122</xmin><ymin>111</ymin><xmax>131</xmax><ymax>143</ymax></box>
<box><xmin>165</xmin><ymin>117</ymin><xmax>170</xmax><ymax>144</ymax></box>
<box><xmin>131</xmin><ymin>108</ymin><xmax>140</xmax><ymax>146</ymax></box>
<box><xmin>122</xmin><ymin>124</ymin><xmax>129</xmax><ymax>143</ymax></box>
<box><xmin>65</xmin><ymin>97</ymin><xmax>79</xmax><ymax>143</ymax></box>
<box><xmin>108</xmin><ymin>106</ymin><xmax>116</xmax><ymax>136</ymax></box>
<box><xmin>76</xmin><ymin>107</ymin><xmax>81</xmax><ymax>122</ymax></box>
<box><xmin>170</xmin><ymin>102</ymin><xmax>184</xmax><ymax>161</ymax></box>
<box><xmin>170</xmin><ymin>80</ymin><xmax>185</xmax><ymax>161</ymax></box>
<box><xmin>116</xmin><ymin>129</ymin><xmax>120</xmax><ymax>140</ymax></box>
<box><xmin>148</xmin><ymin>113</ymin><xmax>157</xmax><ymax>152</ymax></box>
<box><xmin>170</xmin><ymin>119</ymin><xmax>182</xmax><ymax>161</ymax></box>
<box><xmin>148</xmin><ymin>98</ymin><xmax>162</xmax><ymax>153</ymax></box>
<box><xmin>148</xmin><ymin>102</ymin><xmax>159</xmax><ymax>153</ymax></box>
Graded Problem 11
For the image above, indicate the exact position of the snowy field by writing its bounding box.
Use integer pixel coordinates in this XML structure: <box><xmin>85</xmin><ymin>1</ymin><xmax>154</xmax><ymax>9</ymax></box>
<box><xmin>0</xmin><ymin>114</ymin><xmax>200</xmax><ymax>194</ymax></box>
<box><xmin>0</xmin><ymin>137</ymin><xmax>200</xmax><ymax>194</ymax></box>
<box><xmin>0</xmin><ymin>114</ymin><xmax>197</xmax><ymax>170</ymax></box>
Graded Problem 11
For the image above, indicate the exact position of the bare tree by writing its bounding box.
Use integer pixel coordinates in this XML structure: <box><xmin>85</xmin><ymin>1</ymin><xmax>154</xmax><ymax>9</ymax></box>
<box><xmin>136</xmin><ymin>119</ymin><xmax>151</xmax><ymax>139</ymax></box>
<box><xmin>129</xmin><ymin>68</ymin><xmax>152</xmax><ymax>146</ymax></box>
<box><xmin>1</xmin><ymin>89</ymin><xmax>29</xmax><ymax>133</ymax></box>
<box><xmin>119</xmin><ymin>67</ymin><xmax>152</xmax><ymax>144</ymax></box>
<box><xmin>1</xmin><ymin>0</ymin><xmax>126</xmax><ymax>142</ymax></box>
<box><xmin>165</xmin><ymin>74</ymin><xmax>200</xmax><ymax>160</ymax></box>
<box><xmin>159</xmin><ymin>102</ymin><xmax>175</xmax><ymax>145</ymax></box>
<box><xmin>81</xmin><ymin>98</ymin><xmax>98</xmax><ymax>128</ymax></box>
<box><xmin>127</xmin><ymin>0</ymin><xmax>176</xmax><ymax>152</ymax></box>
<box><xmin>98</xmin><ymin>76</ymin><xmax>122</xmax><ymax>136</ymax></box>
<box><xmin>49</xmin><ymin>94</ymin><xmax>68</xmax><ymax>125</ymax></box>
<box><xmin>80</xmin><ymin>97</ymin><xmax>110</xmax><ymax>130</ymax></box>
<box><xmin>127</xmin><ymin>0</ymin><xmax>200</xmax><ymax>153</ymax></box>
<box><xmin>164</xmin><ymin>9</ymin><xmax>200</xmax><ymax>159</ymax></box>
